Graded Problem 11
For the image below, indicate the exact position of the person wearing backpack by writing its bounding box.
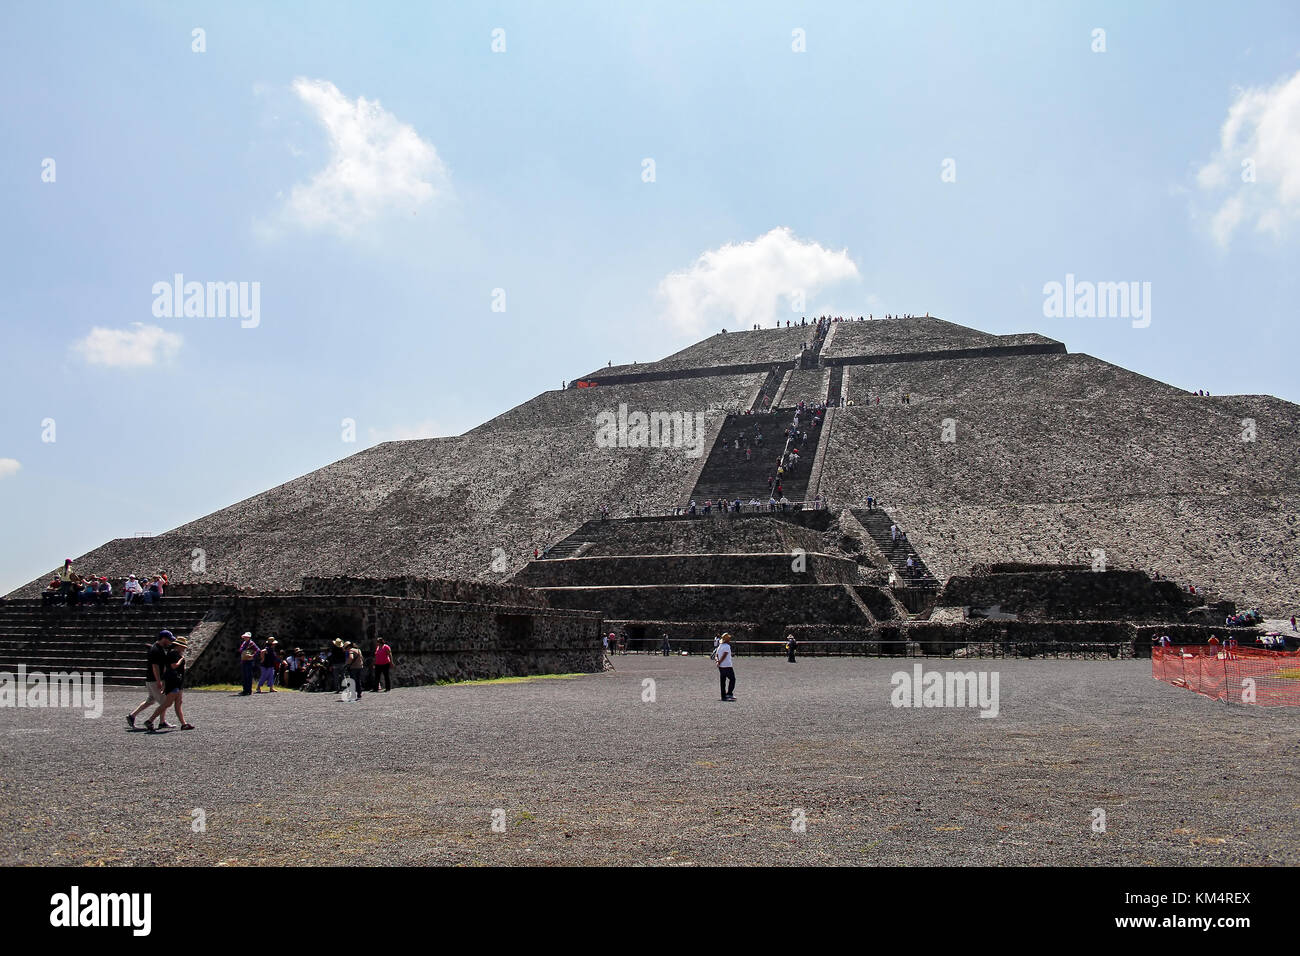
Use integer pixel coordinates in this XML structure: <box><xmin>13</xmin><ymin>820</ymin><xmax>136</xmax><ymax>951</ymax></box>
<box><xmin>257</xmin><ymin>638</ymin><xmax>280</xmax><ymax>693</ymax></box>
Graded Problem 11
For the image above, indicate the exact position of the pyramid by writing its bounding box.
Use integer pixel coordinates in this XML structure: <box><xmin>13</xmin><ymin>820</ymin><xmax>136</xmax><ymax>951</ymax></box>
<box><xmin>11</xmin><ymin>315</ymin><xmax>1299</xmax><ymax>615</ymax></box>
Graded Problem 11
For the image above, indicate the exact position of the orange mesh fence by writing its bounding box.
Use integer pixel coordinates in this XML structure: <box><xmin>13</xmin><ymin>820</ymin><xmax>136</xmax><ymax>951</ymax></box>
<box><xmin>1152</xmin><ymin>645</ymin><xmax>1300</xmax><ymax>707</ymax></box>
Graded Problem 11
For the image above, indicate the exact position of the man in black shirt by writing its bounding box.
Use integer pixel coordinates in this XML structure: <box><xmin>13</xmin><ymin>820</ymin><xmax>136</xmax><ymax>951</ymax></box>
<box><xmin>126</xmin><ymin>630</ymin><xmax>175</xmax><ymax>730</ymax></box>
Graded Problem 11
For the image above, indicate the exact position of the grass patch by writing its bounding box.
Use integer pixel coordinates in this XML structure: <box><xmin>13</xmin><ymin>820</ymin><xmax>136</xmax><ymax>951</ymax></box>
<box><xmin>437</xmin><ymin>672</ymin><xmax>586</xmax><ymax>686</ymax></box>
<box><xmin>1275</xmin><ymin>668</ymin><xmax>1300</xmax><ymax>680</ymax></box>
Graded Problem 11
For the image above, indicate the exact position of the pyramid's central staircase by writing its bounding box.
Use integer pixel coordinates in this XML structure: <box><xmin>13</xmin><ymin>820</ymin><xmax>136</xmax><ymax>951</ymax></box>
<box><xmin>688</xmin><ymin>406</ymin><xmax>828</xmax><ymax>505</ymax></box>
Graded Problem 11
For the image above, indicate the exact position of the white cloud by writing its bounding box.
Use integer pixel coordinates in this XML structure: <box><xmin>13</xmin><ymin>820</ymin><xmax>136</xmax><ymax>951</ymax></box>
<box><xmin>367</xmin><ymin>419</ymin><xmax>458</xmax><ymax>444</ymax></box>
<box><xmin>73</xmin><ymin>324</ymin><xmax>182</xmax><ymax>368</ymax></box>
<box><xmin>0</xmin><ymin>459</ymin><xmax>20</xmax><ymax>479</ymax></box>
<box><xmin>1195</xmin><ymin>69</ymin><xmax>1300</xmax><ymax>247</ymax></box>
<box><xmin>281</xmin><ymin>78</ymin><xmax>449</xmax><ymax>235</ymax></box>
<box><xmin>657</xmin><ymin>227</ymin><xmax>860</xmax><ymax>338</ymax></box>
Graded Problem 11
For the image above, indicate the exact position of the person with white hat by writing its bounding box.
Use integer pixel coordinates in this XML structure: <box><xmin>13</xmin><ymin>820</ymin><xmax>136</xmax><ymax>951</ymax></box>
<box><xmin>238</xmin><ymin>632</ymin><xmax>260</xmax><ymax>696</ymax></box>
<box><xmin>716</xmin><ymin>632</ymin><xmax>736</xmax><ymax>702</ymax></box>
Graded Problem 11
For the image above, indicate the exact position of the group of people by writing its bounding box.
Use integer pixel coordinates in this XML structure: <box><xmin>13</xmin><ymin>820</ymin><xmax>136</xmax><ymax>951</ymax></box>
<box><xmin>41</xmin><ymin>559</ymin><xmax>169</xmax><ymax>607</ymax></box>
<box><xmin>735</xmin><ymin>313</ymin><xmax>929</xmax><ymax>333</ymax></box>
<box><xmin>236</xmin><ymin>633</ymin><xmax>396</xmax><ymax>698</ymax></box>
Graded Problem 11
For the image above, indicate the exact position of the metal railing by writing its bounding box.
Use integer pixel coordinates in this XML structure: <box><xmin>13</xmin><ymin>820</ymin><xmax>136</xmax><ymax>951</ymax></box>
<box><xmin>615</xmin><ymin>638</ymin><xmax>1132</xmax><ymax>659</ymax></box>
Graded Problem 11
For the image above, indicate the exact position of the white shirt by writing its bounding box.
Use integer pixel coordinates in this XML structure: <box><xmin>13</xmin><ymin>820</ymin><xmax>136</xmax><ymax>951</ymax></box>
<box><xmin>716</xmin><ymin>642</ymin><xmax>733</xmax><ymax>667</ymax></box>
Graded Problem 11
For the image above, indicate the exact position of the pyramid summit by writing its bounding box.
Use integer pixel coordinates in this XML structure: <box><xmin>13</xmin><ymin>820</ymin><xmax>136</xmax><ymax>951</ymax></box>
<box><xmin>10</xmin><ymin>313</ymin><xmax>1299</xmax><ymax>617</ymax></box>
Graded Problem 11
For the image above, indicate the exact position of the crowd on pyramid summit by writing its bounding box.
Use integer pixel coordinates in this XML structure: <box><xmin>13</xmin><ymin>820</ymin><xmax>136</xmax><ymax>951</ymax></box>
<box><xmin>741</xmin><ymin>312</ymin><xmax>928</xmax><ymax>332</ymax></box>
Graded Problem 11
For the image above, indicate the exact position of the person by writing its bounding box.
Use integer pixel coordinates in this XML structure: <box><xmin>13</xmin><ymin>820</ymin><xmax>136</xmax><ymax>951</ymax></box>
<box><xmin>238</xmin><ymin>632</ymin><xmax>260</xmax><ymax>696</ymax></box>
<box><xmin>257</xmin><ymin>638</ymin><xmax>279</xmax><ymax>693</ymax></box>
<box><xmin>1292</xmin><ymin>616</ymin><xmax>1297</xmax><ymax>632</ymax></box>
<box><xmin>123</xmin><ymin>574</ymin><xmax>144</xmax><ymax>605</ymax></box>
<box><xmin>716</xmin><ymin>633</ymin><xmax>736</xmax><ymax>701</ymax></box>
<box><xmin>374</xmin><ymin>639</ymin><xmax>393</xmax><ymax>692</ymax></box>
<box><xmin>329</xmin><ymin>638</ymin><xmax>348</xmax><ymax>692</ymax></box>
<box><xmin>661</xmin><ymin>634</ymin><xmax>671</xmax><ymax>657</ymax></box>
<box><xmin>41</xmin><ymin>577</ymin><xmax>61</xmax><ymax>606</ymax></box>
<box><xmin>57</xmin><ymin>558</ymin><xmax>75</xmax><ymax>605</ymax></box>
<box><xmin>127</xmin><ymin>630</ymin><xmax>176</xmax><ymax>730</ymax></box>
<box><xmin>785</xmin><ymin>633</ymin><xmax>798</xmax><ymax>663</ymax></box>
<box><xmin>158</xmin><ymin>637</ymin><xmax>194</xmax><ymax>730</ymax></box>
<box><xmin>345</xmin><ymin>641</ymin><xmax>365</xmax><ymax>699</ymax></box>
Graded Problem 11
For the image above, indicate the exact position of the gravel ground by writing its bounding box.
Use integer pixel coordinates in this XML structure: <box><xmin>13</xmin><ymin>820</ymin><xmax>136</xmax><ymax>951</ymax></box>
<box><xmin>1</xmin><ymin>657</ymin><xmax>1296</xmax><ymax>866</ymax></box>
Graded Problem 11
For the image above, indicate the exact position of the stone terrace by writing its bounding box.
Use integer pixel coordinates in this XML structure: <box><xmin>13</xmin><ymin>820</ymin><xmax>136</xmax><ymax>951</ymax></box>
<box><xmin>11</xmin><ymin>374</ymin><xmax>764</xmax><ymax>595</ymax></box>
<box><xmin>821</xmin><ymin>315</ymin><xmax>1005</xmax><ymax>360</ymax></box>
<box><xmin>583</xmin><ymin>326</ymin><xmax>810</xmax><ymax>378</ymax></box>
<box><xmin>820</xmin><ymin>353</ymin><xmax>1300</xmax><ymax>613</ymax></box>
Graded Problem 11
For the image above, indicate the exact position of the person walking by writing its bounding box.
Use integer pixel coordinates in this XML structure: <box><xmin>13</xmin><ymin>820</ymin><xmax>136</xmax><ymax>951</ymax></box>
<box><xmin>345</xmin><ymin>641</ymin><xmax>365</xmax><ymax>700</ymax></box>
<box><xmin>159</xmin><ymin>636</ymin><xmax>194</xmax><ymax>731</ymax></box>
<box><xmin>661</xmin><ymin>634</ymin><xmax>671</xmax><ymax>657</ymax></box>
<box><xmin>127</xmin><ymin>629</ymin><xmax>175</xmax><ymax>729</ymax></box>
<box><xmin>716</xmin><ymin>633</ymin><xmax>736</xmax><ymax>702</ymax></box>
<box><xmin>785</xmin><ymin>633</ymin><xmax>798</xmax><ymax>663</ymax></box>
<box><xmin>374</xmin><ymin>639</ymin><xmax>393</xmax><ymax>692</ymax></box>
<box><xmin>256</xmin><ymin>638</ymin><xmax>279</xmax><ymax>693</ymax></box>
<box><xmin>238</xmin><ymin>632</ymin><xmax>259</xmax><ymax>696</ymax></box>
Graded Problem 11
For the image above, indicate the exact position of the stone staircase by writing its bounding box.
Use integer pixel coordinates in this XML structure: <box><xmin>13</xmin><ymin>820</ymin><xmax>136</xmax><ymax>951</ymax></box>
<box><xmin>827</xmin><ymin>365</ymin><xmax>844</xmax><ymax>405</ymax></box>
<box><xmin>539</xmin><ymin>519</ymin><xmax>604</xmax><ymax>560</ymax></box>
<box><xmin>0</xmin><ymin>597</ymin><xmax>213</xmax><ymax>684</ymax></box>
<box><xmin>851</xmin><ymin>507</ymin><xmax>940</xmax><ymax>589</ymax></box>
<box><xmin>800</xmin><ymin>319</ymin><xmax>831</xmax><ymax>370</ymax></box>
<box><xmin>688</xmin><ymin>407</ymin><xmax>827</xmax><ymax>504</ymax></box>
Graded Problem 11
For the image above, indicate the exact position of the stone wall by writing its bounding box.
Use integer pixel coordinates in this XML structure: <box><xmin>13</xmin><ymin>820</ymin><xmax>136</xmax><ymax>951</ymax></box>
<box><xmin>573</xmin><ymin>512</ymin><xmax>835</xmax><ymax>558</ymax></box>
<box><xmin>513</xmin><ymin>552</ymin><xmax>859</xmax><ymax>587</ymax></box>
<box><xmin>185</xmin><ymin>594</ymin><xmax>603</xmax><ymax>686</ymax></box>
<box><xmin>301</xmin><ymin>576</ymin><xmax>547</xmax><ymax>607</ymax></box>
<box><xmin>536</xmin><ymin>582</ymin><xmax>872</xmax><ymax>629</ymax></box>
<box><xmin>936</xmin><ymin>569</ymin><xmax>1198</xmax><ymax>622</ymax></box>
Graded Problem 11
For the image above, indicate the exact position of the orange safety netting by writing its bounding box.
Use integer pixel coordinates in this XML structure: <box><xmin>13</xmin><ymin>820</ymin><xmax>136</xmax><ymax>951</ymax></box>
<box><xmin>1151</xmin><ymin>645</ymin><xmax>1300</xmax><ymax>707</ymax></box>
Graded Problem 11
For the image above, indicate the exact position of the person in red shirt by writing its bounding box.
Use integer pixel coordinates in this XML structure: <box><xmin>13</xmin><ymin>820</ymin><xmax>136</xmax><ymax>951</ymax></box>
<box><xmin>373</xmin><ymin>640</ymin><xmax>394</xmax><ymax>692</ymax></box>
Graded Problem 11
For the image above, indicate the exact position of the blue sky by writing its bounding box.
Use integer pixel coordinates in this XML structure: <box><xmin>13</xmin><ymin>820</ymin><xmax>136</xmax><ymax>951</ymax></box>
<box><xmin>3</xmin><ymin>1</ymin><xmax>1299</xmax><ymax>593</ymax></box>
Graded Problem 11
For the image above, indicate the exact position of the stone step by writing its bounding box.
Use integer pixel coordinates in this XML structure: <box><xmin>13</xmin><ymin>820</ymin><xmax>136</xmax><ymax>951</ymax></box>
<box><xmin>851</xmin><ymin>507</ymin><xmax>940</xmax><ymax>584</ymax></box>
